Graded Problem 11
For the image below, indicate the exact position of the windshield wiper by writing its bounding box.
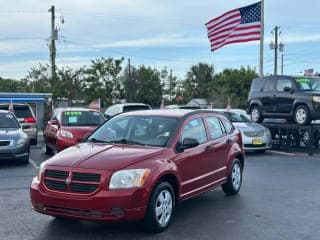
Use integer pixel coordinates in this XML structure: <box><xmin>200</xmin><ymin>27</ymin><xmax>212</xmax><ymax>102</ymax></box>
<box><xmin>87</xmin><ymin>138</ymin><xmax>107</xmax><ymax>143</ymax></box>
<box><xmin>110</xmin><ymin>138</ymin><xmax>146</xmax><ymax>146</ymax></box>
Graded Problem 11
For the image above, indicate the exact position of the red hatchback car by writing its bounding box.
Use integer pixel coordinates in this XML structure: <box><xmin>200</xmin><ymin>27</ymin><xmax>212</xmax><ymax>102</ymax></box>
<box><xmin>31</xmin><ymin>110</ymin><xmax>245</xmax><ymax>232</ymax></box>
<box><xmin>43</xmin><ymin>108</ymin><xmax>105</xmax><ymax>154</ymax></box>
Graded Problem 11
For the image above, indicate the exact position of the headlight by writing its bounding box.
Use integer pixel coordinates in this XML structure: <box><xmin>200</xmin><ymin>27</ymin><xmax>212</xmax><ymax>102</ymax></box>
<box><xmin>60</xmin><ymin>130</ymin><xmax>73</xmax><ymax>138</ymax></box>
<box><xmin>16</xmin><ymin>138</ymin><xmax>27</xmax><ymax>146</ymax></box>
<box><xmin>313</xmin><ymin>96</ymin><xmax>320</xmax><ymax>103</ymax></box>
<box><xmin>37</xmin><ymin>162</ymin><xmax>46</xmax><ymax>181</ymax></box>
<box><xmin>109</xmin><ymin>169</ymin><xmax>151</xmax><ymax>189</ymax></box>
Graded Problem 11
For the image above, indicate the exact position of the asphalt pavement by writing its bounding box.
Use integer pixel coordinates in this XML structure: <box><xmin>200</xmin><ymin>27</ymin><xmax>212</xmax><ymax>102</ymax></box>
<box><xmin>1</xmin><ymin>138</ymin><xmax>320</xmax><ymax>240</ymax></box>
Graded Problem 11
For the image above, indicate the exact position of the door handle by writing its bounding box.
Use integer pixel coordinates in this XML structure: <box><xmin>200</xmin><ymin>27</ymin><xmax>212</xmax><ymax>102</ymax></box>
<box><xmin>205</xmin><ymin>145</ymin><xmax>214</xmax><ymax>151</ymax></box>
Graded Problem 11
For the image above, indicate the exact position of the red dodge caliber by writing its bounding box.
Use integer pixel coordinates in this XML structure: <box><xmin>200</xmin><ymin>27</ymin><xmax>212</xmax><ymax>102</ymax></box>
<box><xmin>31</xmin><ymin>109</ymin><xmax>245</xmax><ymax>232</ymax></box>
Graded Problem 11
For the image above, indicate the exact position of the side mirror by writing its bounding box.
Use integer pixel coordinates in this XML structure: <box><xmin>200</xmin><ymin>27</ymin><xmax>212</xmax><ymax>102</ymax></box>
<box><xmin>178</xmin><ymin>138</ymin><xmax>199</xmax><ymax>151</ymax></box>
<box><xmin>49</xmin><ymin>119</ymin><xmax>59</xmax><ymax>126</ymax></box>
<box><xmin>283</xmin><ymin>87</ymin><xmax>293</xmax><ymax>93</ymax></box>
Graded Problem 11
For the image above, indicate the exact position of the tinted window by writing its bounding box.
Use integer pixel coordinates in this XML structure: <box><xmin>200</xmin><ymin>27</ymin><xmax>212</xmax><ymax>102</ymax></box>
<box><xmin>123</xmin><ymin>105</ymin><xmax>150</xmax><ymax>112</ymax></box>
<box><xmin>222</xmin><ymin>112</ymin><xmax>250</xmax><ymax>123</ymax></box>
<box><xmin>250</xmin><ymin>79</ymin><xmax>263</xmax><ymax>92</ymax></box>
<box><xmin>0</xmin><ymin>105</ymin><xmax>32</xmax><ymax>118</ymax></box>
<box><xmin>61</xmin><ymin>111</ymin><xmax>105</xmax><ymax>126</ymax></box>
<box><xmin>89</xmin><ymin>116</ymin><xmax>177</xmax><ymax>147</ymax></box>
<box><xmin>264</xmin><ymin>79</ymin><xmax>275</xmax><ymax>91</ymax></box>
<box><xmin>221</xmin><ymin>118</ymin><xmax>233</xmax><ymax>134</ymax></box>
<box><xmin>206</xmin><ymin>117</ymin><xmax>224</xmax><ymax>139</ymax></box>
<box><xmin>276</xmin><ymin>79</ymin><xmax>293</xmax><ymax>91</ymax></box>
<box><xmin>0</xmin><ymin>113</ymin><xmax>20</xmax><ymax>128</ymax></box>
<box><xmin>180</xmin><ymin>118</ymin><xmax>207</xmax><ymax>144</ymax></box>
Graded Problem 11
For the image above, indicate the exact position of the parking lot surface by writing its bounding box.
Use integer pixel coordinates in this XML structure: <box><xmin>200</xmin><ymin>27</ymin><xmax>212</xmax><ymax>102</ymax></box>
<box><xmin>1</xmin><ymin>140</ymin><xmax>320</xmax><ymax>240</ymax></box>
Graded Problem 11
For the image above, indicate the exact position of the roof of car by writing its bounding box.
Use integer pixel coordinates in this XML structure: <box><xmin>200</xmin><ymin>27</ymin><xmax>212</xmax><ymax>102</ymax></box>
<box><xmin>112</xmin><ymin>103</ymin><xmax>150</xmax><ymax>107</ymax></box>
<box><xmin>118</xmin><ymin>109</ymin><xmax>224</xmax><ymax>118</ymax></box>
<box><xmin>54</xmin><ymin>107</ymin><xmax>101</xmax><ymax>112</ymax></box>
<box><xmin>0</xmin><ymin>103</ymin><xmax>31</xmax><ymax>106</ymax></box>
<box><xmin>0</xmin><ymin>110</ymin><xmax>11</xmax><ymax>114</ymax></box>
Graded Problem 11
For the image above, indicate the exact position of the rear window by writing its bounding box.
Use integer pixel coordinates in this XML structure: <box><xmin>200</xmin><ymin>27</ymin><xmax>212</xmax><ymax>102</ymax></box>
<box><xmin>123</xmin><ymin>105</ymin><xmax>150</xmax><ymax>112</ymax></box>
<box><xmin>0</xmin><ymin>112</ymin><xmax>20</xmax><ymax>128</ymax></box>
<box><xmin>61</xmin><ymin>111</ymin><xmax>105</xmax><ymax>126</ymax></box>
<box><xmin>0</xmin><ymin>105</ymin><xmax>33</xmax><ymax>118</ymax></box>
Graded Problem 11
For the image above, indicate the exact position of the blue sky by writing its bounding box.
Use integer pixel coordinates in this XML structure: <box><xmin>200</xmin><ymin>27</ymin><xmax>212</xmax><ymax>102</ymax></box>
<box><xmin>1</xmin><ymin>0</ymin><xmax>320</xmax><ymax>79</ymax></box>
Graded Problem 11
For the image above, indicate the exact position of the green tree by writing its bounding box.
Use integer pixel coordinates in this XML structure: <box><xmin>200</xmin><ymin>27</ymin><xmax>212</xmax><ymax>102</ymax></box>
<box><xmin>82</xmin><ymin>57</ymin><xmax>124</xmax><ymax>107</ymax></box>
<box><xmin>183</xmin><ymin>63</ymin><xmax>215</xmax><ymax>102</ymax></box>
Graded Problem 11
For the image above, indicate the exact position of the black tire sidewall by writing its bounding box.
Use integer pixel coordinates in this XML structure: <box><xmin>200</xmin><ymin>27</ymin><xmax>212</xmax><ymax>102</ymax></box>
<box><xmin>143</xmin><ymin>181</ymin><xmax>175</xmax><ymax>233</ymax></box>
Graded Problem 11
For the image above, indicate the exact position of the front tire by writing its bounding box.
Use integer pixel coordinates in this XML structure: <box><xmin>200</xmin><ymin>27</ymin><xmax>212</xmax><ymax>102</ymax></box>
<box><xmin>250</xmin><ymin>106</ymin><xmax>263</xmax><ymax>123</ymax></box>
<box><xmin>142</xmin><ymin>181</ymin><xmax>175</xmax><ymax>233</ymax></box>
<box><xmin>222</xmin><ymin>159</ymin><xmax>243</xmax><ymax>195</ymax></box>
<box><xmin>294</xmin><ymin>105</ymin><xmax>311</xmax><ymax>125</ymax></box>
<box><xmin>44</xmin><ymin>143</ymin><xmax>53</xmax><ymax>155</ymax></box>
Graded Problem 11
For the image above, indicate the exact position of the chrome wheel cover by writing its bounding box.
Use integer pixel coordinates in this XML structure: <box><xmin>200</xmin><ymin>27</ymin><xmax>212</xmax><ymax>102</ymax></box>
<box><xmin>251</xmin><ymin>108</ymin><xmax>260</xmax><ymax>122</ymax></box>
<box><xmin>295</xmin><ymin>108</ymin><xmax>307</xmax><ymax>124</ymax></box>
<box><xmin>232</xmin><ymin>162</ymin><xmax>241</xmax><ymax>190</ymax></box>
<box><xmin>155</xmin><ymin>189</ymin><xmax>173</xmax><ymax>227</ymax></box>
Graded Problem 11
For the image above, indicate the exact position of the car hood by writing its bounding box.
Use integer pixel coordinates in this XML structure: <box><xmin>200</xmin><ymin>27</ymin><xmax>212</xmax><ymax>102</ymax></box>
<box><xmin>61</xmin><ymin>126</ymin><xmax>98</xmax><ymax>140</ymax></box>
<box><xmin>0</xmin><ymin>128</ymin><xmax>23</xmax><ymax>141</ymax></box>
<box><xmin>232</xmin><ymin>122</ymin><xmax>266</xmax><ymax>132</ymax></box>
<box><xmin>46</xmin><ymin>143</ymin><xmax>165</xmax><ymax>171</ymax></box>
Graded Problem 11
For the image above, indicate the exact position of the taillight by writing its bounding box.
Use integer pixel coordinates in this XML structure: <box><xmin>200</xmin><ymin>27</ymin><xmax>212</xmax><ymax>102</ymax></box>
<box><xmin>24</xmin><ymin>117</ymin><xmax>37</xmax><ymax>123</ymax></box>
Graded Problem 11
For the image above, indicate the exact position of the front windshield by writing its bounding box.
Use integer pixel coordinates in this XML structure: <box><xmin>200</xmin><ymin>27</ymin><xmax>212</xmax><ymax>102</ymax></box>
<box><xmin>222</xmin><ymin>112</ymin><xmax>251</xmax><ymax>123</ymax></box>
<box><xmin>0</xmin><ymin>113</ymin><xmax>20</xmax><ymax>128</ymax></box>
<box><xmin>88</xmin><ymin>115</ymin><xmax>178</xmax><ymax>147</ymax></box>
<box><xmin>295</xmin><ymin>77</ymin><xmax>320</xmax><ymax>91</ymax></box>
<box><xmin>61</xmin><ymin>111</ymin><xmax>105</xmax><ymax>126</ymax></box>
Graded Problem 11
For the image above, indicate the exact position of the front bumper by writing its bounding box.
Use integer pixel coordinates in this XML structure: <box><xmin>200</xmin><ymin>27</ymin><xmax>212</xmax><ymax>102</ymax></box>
<box><xmin>30</xmin><ymin>177</ymin><xmax>148</xmax><ymax>222</ymax></box>
<box><xmin>0</xmin><ymin>143</ymin><xmax>30</xmax><ymax>160</ymax></box>
<box><xmin>242</xmin><ymin>135</ymin><xmax>272</xmax><ymax>151</ymax></box>
<box><xmin>22</xmin><ymin>127</ymin><xmax>38</xmax><ymax>140</ymax></box>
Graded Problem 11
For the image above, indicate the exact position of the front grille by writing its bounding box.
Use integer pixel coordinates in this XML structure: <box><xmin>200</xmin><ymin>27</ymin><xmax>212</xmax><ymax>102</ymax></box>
<box><xmin>71</xmin><ymin>183</ymin><xmax>99</xmax><ymax>193</ymax></box>
<box><xmin>45</xmin><ymin>170</ymin><xmax>68</xmax><ymax>179</ymax></box>
<box><xmin>0</xmin><ymin>141</ymin><xmax>10</xmax><ymax>147</ymax></box>
<box><xmin>72</xmin><ymin>172</ymin><xmax>100</xmax><ymax>182</ymax></box>
<box><xmin>44</xmin><ymin>169</ymin><xmax>101</xmax><ymax>194</ymax></box>
<box><xmin>244</xmin><ymin>143</ymin><xmax>267</xmax><ymax>148</ymax></box>
<box><xmin>45</xmin><ymin>179</ymin><xmax>67</xmax><ymax>191</ymax></box>
<box><xmin>243</xmin><ymin>130</ymin><xmax>264</xmax><ymax>137</ymax></box>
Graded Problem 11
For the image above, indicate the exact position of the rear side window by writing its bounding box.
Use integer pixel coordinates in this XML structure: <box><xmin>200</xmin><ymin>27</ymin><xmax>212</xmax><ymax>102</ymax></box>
<box><xmin>264</xmin><ymin>79</ymin><xmax>275</xmax><ymax>91</ymax></box>
<box><xmin>250</xmin><ymin>79</ymin><xmax>263</xmax><ymax>92</ymax></box>
<box><xmin>221</xmin><ymin>118</ymin><xmax>234</xmax><ymax>134</ymax></box>
<box><xmin>180</xmin><ymin>118</ymin><xmax>207</xmax><ymax>144</ymax></box>
<box><xmin>13</xmin><ymin>105</ymin><xmax>33</xmax><ymax>118</ymax></box>
<box><xmin>206</xmin><ymin>117</ymin><xmax>225</xmax><ymax>139</ymax></box>
<box><xmin>123</xmin><ymin>105</ymin><xmax>150</xmax><ymax>112</ymax></box>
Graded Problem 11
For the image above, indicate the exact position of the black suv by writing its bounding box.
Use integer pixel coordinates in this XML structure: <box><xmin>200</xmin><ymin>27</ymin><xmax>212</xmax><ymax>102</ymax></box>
<box><xmin>247</xmin><ymin>76</ymin><xmax>320</xmax><ymax>125</ymax></box>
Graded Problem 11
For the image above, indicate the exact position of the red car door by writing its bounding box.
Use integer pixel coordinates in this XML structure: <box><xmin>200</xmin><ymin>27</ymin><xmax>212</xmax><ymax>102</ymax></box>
<box><xmin>174</xmin><ymin>116</ymin><xmax>221</xmax><ymax>199</ymax></box>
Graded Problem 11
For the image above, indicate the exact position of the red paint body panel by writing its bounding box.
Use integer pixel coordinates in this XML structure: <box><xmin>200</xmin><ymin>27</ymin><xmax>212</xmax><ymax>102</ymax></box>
<box><xmin>31</xmin><ymin>110</ymin><xmax>245</xmax><ymax>222</ymax></box>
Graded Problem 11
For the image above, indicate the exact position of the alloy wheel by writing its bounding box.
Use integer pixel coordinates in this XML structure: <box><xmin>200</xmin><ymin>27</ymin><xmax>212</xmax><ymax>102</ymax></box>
<box><xmin>155</xmin><ymin>189</ymin><xmax>173</xmax><ymax>227</ymax></box>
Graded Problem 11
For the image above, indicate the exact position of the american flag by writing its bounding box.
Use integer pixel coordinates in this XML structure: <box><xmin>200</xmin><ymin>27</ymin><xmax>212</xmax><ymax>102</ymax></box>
<box><xmin>206</xmin><ymin>2</ymin><xmax>261</xmax><ymax>52</ymax></box>
<box><xmin>8</xmin><ymin>99</ymin><xmax>14</xmax><ymax>113</ymax></box>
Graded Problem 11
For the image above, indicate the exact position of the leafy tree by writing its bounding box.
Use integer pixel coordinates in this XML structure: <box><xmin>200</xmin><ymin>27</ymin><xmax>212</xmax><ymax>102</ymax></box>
<box><xmin>82</xmin><ymin>57</ymin><xmax>124</xmax><ymax>107</ymax></box>
<box><xmin>0</xmin><ymin>77</ymin><xmax>28</xmax><ymax>92</ymax></box>
<box><xmin>183</xmin><ymin>63</ymin><xmax>215</xmax><ymax>102</ymax></box>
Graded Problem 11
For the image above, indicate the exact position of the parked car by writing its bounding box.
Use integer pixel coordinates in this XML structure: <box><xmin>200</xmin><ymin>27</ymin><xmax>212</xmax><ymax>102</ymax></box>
<box><xmin>0</xmin><ymin>110</ymin><xmax>30</xmax><ymax>163</ymax></box>
<box><xmin>0</xmin><ymin>103</ymin><xmax>38</xmax><ymax>145</ymax></box>
<box><xmin>247</xmin><ymin>76</ymin><xmax>320</xmax><ymax>125</ymax></box>
<box><xmin>43</xmin><ymin>108</ymin><xmax>105</xmax><ymax>154</ymax></box>
<box><xmin>31</xmin><ymin>109</ymin><xmax>245</xmax><ymax>232</ymax></box>
<box><xmin>104</xmin><ymin>103</ymin><xmax>151</xmax><ymax>120</ymax></box>
<box><xmin>213</xmin><ymin>109</ymin><xmax>272</xmax><ymax>153</ymax></box>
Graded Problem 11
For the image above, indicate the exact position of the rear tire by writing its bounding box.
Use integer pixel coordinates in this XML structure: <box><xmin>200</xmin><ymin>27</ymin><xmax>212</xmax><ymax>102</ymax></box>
<box><xmin>250</xmin><ymin>106</ymin><xmax>263</xmax><ymax>123</ymax></box>
<box><xmin>142</xmin><ymin>181</ymin><xmax>175</xmax><ymax>233</ymax></box>
<box><xmin>222</xmin><ymin>159</ymin><xmax>243</xmax><ymax>195</ymax></box>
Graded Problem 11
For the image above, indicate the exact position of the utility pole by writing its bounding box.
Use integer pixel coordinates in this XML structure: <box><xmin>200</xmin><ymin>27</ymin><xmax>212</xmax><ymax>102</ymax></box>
<box><xmin>281</xmin><ymin>54</ymin><xmax>284</xmax><ymax>75</ymax></box>
<box><xmin>128</xmin><ymin>58</ymin><xmax>132</xmax><ymax>102</ymax></box>
<box><xmin>270</xmin><ymin>26</ymin><xmax>284</xmax><ymax>76</ymax></box>
<box><xmin>48</xmin><ymin>6</ymin><xmax>56</xmax><ymax>81</ymax></box>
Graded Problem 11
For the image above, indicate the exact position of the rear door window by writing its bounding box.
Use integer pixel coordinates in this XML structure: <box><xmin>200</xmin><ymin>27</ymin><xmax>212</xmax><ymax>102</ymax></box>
<box><xmin>205</xmin><ymin>117</ymin><xmax>225</xmax><ymax>139</ymax></box>
<box><xmin>264</xmin><ymin>79</ymin><xmax>275</xmax><ymax>92</ymax></box>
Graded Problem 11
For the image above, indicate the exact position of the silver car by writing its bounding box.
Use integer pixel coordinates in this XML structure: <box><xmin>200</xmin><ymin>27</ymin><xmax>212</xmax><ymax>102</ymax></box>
<box><xmin>0</xmin><ymin>103</ymin><xmax>38</xmax><ymax>145</ymax></box>
<box><xmin>0</xmin><ymin>110</ymin><xmax>30</xmax><ymax>163</ymax></box>
<box><xmin>213</xmin><ymin>109</ymin><xmax>272</xmax><ymax>153</ymax></box>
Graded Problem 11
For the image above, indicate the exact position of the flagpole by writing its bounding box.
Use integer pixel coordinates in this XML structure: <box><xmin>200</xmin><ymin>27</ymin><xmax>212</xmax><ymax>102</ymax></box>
<box><xmin>259</xmin><ymin>0</ymin><xmax>264</xmax><ymax>77</ymax></box>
